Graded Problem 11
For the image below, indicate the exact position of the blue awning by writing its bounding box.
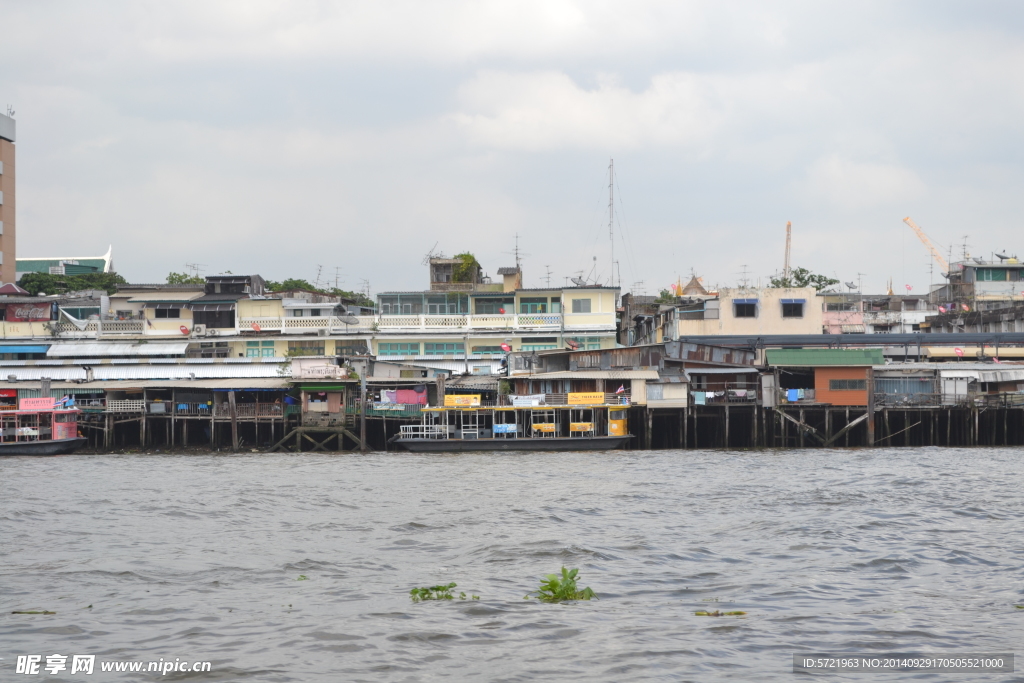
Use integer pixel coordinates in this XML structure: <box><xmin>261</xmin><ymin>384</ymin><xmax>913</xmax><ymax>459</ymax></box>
<box><xmin>0</xmin><ymin>345</ymin><xmax>50</xmax><ymax>354</ymax></box>
<box><xmin>734</xmin><ymin>298</ymin><xmax>759</xmax><ymax>304</ymax></box>
<box><xmin>781</xmin><ymin>299</ymin><xmax>806</xmax><ymax>304</ymax></box>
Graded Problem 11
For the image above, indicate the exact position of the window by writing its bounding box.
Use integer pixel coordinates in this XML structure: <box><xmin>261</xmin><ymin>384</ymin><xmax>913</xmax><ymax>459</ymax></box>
<box><xmin>825</xmin><ymin>302</ymin><xmax>857</xmax><ymax>312</ymax></box>
<box><xmin>247</xmin><ymin>340</ymin><xmax>277</xmax><ymax>357</ymax></box>
<box><xmin>522</xmin><ymin>337</ymin><xmax>557</xmax><ymax>343</ymax></box>
<box><xmin>782</xmin><ymin>303</ymin><xmax>804</xmax><ymax>318</ymax></box>
<box><xmin>378</xmin><ymin>342</ymin><xmax>419</xmax><ymax>355</ymax></box>
<box><xmin>550</xmin><ymin>298</ymin><xmax>561</xmax><ymax>313</ymax></box>
<box><xmin>734</xmin><ymin>303</ymin><xmax>756</xmax><ymax>318</ymax></box>
<box><xmin>521</xmin><ymin>344</ymin><xmax>557</xmax><ymax>351</ymax></box>
<box><xmin>288</xmin><ymin>340</ymin><xmax>325</xmax><ymax>356</ymax></box>
<box><xmin>472</xmin><ymin>345</ymin><xmax>504</xmax><ymax>353</ymax></box>
<box><xmin>424</xmin><ymin>342</ymin><xmax>465</xmax><ymax>355</ymax></box>
<box><xmin>336</xmin><ymin>343</ymin><xmax>370</xmax><ymax>356</ymax></box>
<box><xmin>193</xmin><ymin>310</ymin><xmax>235</xmax><ymax>329</ymax></box>
<box><xmin>567</xmin><ymin>336</ymin><xmax>602</xmax><ymax>350</ymax></box>
<box><xmin>293</xmin><ymin>309</ymin><xmax>304</xmax><ymax>317</ymax></box>
<box><xmin>154</xmin><ymin>308</ymin><xmax>181</xmax><ymax>319</ymax></box>
<box><xmin>520</xmin><ymin>297</ymin><xmax>547</xmax><ymax>314</ymax></box>
<box><xmin>474</xmin><ymin>298</ymin><xmax>514</xmax><ymax>315</ymax></box>
<box><xmin>310</xmin><ymin>309</ymin><xmax>321</xmax><ymax>316</ymax></box>
<box><xmin>571</xmin><ymin>299</ymin><xmax>592</xmax><ymax>313</ymax></box>
<box><xmin>829</xmin><ymin>379</ymin><xmax>866</xmax><ymax>391</ymax></box>
<box><xmin>115</xmin><ymin>310</ymin><xmax>134</xmax><ymax>320</ymax></box>
<box><xmin>426</xmin><ymin>294</ymin><xmax>469</xmax><ymax>315</ymax></box>
<box><xmin>977</xmin><ymin>268</ymin><xmax>1007</xmax><ymax>282</ymax></box>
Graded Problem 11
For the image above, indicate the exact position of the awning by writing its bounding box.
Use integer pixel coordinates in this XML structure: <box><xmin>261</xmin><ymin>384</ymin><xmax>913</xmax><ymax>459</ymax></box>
<box><xmin>733</xmin><ymin>298</ymin><xmax>759</xmax><ymax>304</ymax></box>
<box><xmin>47</xmin><ymin>342</ymin><xmax>190</xmax><ymax>358</ymax></box>
<box><xmin>0</xmin><ymin>345</ymin><xmax>50</xmax><ymax>354</ymax></box>
<box><xmin>685</xmin><ymin>367</ymin><xmax>760</xmax><ymax>375</ymax></box>
<box><xmin>939</xmin><ymin>370</ymin><xmax>979</xmax><ymax>379</ymax></box>
<box><xmin>144</xmin><ymin>303</ymin><xmax>185</xmax><ymax>310</ymax></box>
<box><xmin>841</xmin><ymin>324</ymin><xmax>866</xmax><ymax>333</ymax></box>
<box><xmin>189</xmin><ymin>303</ymin><xmax>235</xmax><ymax>312</ymax></box>
<box><xmin>523</xmin><ymin>370</ymin><xmax>660</xmax><ymax>380</ymax></box>
<box><xmin>781</xmin><ymin>298</ymin><xmax>807</xmax><ymax>304</ymax></box>
<box><xmin>926</xmin><ymin>347</ymin><xmax>1024</xmax><ymax>358</ymax></box>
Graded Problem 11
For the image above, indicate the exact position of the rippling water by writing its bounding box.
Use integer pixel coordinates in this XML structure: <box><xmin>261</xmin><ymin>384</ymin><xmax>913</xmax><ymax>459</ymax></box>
<box><xmin>2</xmin><ymin>449</ymin><xmax>1023</xmax><ymax>681</ymax></box>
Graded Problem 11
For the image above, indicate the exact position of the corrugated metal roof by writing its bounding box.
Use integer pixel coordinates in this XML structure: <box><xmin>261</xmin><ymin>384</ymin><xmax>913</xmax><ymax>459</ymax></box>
<box><xmin>0</xmin><ymin>363</ymin><xmax>285</xmax><ymax>381</ymax></box>
<box><xmin>47</xmin><ymin>342</ymin><xmax>189</xmax><ymax>358</ymax></box>
<box><xmin>8</xmin><ymin>378</ymin><xmax>290</xmax><ymax>390</ymax></box>
<box><xmin>127</xmin><ymin>292</ymin><xmax>204</xmax><ymax>303</ymax></box>
<box><xmin>684</xmin><ymin>367</ymin><xmax>760</xmax><ymax>375</ymax></box>
<box><xmin>525</xmin><ymin>370</ymin><xmax>660</xmax><ymax>380</ymax></box>
<box><xmin>926</xmin><ymin>347</ymin><xmax>1024</xmax><ymax>358</ymax></box>
<box><xmin>765</xmin><ymin>348</ymin><xmax>884</xmax><ymax>366</ymax></box>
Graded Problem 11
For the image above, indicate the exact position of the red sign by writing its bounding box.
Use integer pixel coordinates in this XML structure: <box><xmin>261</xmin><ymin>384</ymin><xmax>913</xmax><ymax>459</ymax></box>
<box><xmin>500</xmin><ymin>343</ymin><xmax>512</xmax><ymax>352</ymax></box>
<box><xmin>5</xmin><ymin>304</ymin><xmax>51</xmax><ymax>322</ymax></box>
<box><xmin>954</xmin><ymin>348</ymin><xmax>964</xmax><ymax>357</ymax></box>
<box><xmin>0</xmin><ymin>389</ymin><xmax>16</xmax><ymax>398</ymax></box>
<box><xmin>180</xmin><ymin>325</ymin><xmax>190</xmax><ymax>335</ymax></box>
<box><xmin>20</xmin><ymin>397</ymin><xmax>55</xmax><ymax>410</ymax></box>
<box><xmin>251</xmin><ymin>323</ymin><xmax>261</xmax><ymax>332</ymax></box>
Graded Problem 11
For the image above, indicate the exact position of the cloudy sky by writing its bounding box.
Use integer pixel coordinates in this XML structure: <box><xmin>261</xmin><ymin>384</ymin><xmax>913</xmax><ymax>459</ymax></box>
<box><xmin>3</xmin><ymin>1</ymin><xmax>1024</xmax><ymax>295</ymax></box>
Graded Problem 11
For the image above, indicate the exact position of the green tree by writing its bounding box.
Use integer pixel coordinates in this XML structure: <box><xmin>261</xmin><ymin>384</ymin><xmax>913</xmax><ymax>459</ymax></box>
<box><xmin>166</xmin><ymin>271</ymin><xmax>205</xmax><ymax>284</ymax></box>
<box><xmin>451</xmin><ymin>252</ymin><xmax>480</xmax><ymax>282</ymax></box>
<box><xmin>768</xmin><ymin>267</ymin><xmax>839</xmax><ymax>292</ymax></box>
<box><xmin>18</xmin><ymin>272</ymin><xmax>127</xmax><ymax>295</ymax></box>
<box><xmin>265</xmin><ymin>278</ymin><xmax>317</xmax><ymax>292</ymax></box>
<box><xmin>654</xmin><ymin>288</ymin><xmax>676</xmax><ymax>303</ymax></box>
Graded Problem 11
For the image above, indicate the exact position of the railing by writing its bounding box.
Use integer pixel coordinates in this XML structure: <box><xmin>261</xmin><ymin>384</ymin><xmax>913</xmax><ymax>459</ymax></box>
<box><xmin>238</xmin><ymin>314</ymin><xmax>579</xmax><ymax>334</ymax></box>
<box><xmin>173</xmin><ymin>402</ymin><xmax>214</xmax><ymax>416</ymax></box>
<box><xmin>107</xmin><ymin>400</ymin><xmax>146</xmax><ymax>413</ymax></box>
<box><xmin>213</xmin><ymin>403</ymin><xmax>285</xmax><ymax>418</ymax></box>
<box><xmin>874</xmin><ymin>392</ymin><xmax>944</xmax><ymax>407</ymax></box>
<box><xmin>399</xmin><ymin>424</ymin><xmax>448</xmax><ymax>439</ymax></box>
<box><xmin>695</xmin><ymin>385</ymin><xmax>759</xmax><ymax>404</ymax></box>
<box><xmin>367</xmin><ymin>403</ymin><xmax>424</xmax><ymax>417</ymax></box>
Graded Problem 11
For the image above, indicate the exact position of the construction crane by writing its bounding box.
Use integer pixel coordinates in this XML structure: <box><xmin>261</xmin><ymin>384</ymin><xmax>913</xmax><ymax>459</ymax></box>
<box><xmin>903</xmin><ymin>217</ymin><xmax>949</xmax><ymax>274</ymax></box>
<box><xmin>783</xmin><ymin>221</ymin><xmax>792</xmax><ymax>282</ymax></box>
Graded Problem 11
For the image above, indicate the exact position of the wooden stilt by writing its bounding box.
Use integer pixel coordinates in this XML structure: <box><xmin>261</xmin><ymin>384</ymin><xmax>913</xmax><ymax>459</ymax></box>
<box><xmin>798</xmin><ymin>409</ymin><xmax>805</xmax><ymax>448</ymax></box>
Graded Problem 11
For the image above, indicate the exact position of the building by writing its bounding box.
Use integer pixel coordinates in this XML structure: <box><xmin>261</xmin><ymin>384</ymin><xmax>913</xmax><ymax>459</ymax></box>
<box><xmin>821</xmin><ymin>292</ymin><xmax>935</xmax><ymax>334</ymax></box>
<box><xmin>0</xmin><ymin>112</ymin><xmax>15</xmax><ymax>284</ymax></box>
<box><xmin>764</xmin><ymin>348</ymin><xmax>884</xmax><ymax>407</ymax></box>
<box><xmin>659</xmin><ymin>286</ymin><xmax>823</xmax><ymax>338</ymax></box>
<box><xmin>16</xmin><ymin>246</ymin><xmax>114</xmax><ymax>280</ymax></box>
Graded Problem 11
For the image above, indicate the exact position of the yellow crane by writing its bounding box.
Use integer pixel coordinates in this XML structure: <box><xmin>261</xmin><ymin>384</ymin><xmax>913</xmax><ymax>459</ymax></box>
<box><xmin>903</xmin><ymin>217</ymin><xmax>949</xmax><ymax>274</ymax></box>
<box><xmin>783</xmin><ymin>221</ymin><xmax>792</xmax><ymax>282</ymax></box>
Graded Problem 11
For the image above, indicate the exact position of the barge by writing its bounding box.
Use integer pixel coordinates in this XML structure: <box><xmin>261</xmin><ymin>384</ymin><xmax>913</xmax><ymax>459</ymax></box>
<box><xmin>0</xmin><ymin>402</ymin><xmax>86</xmax><ymax>456</ymax></box>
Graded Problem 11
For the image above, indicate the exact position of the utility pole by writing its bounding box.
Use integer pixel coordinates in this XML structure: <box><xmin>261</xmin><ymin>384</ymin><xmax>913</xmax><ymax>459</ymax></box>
<box><xmin>609</xmin><ymin>159</ymin><xmax>615</xmax><ymax>288</ymax></box>
<box><xmin>359</xmin><ymin>373</ymin><xmax>367</xmax><ymax>452</ymax></box>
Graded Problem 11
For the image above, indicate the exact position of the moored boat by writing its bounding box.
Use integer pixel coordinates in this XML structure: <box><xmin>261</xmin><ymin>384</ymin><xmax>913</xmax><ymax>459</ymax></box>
<box><xmin>0</xmin><ymin>401</ymin><xmax>86</xmax><ymax>456</ymax></box>
<box><xmin>394</xmin><ymin>393</ymin><xmax>632</xmax><ymax>452</ymax></box>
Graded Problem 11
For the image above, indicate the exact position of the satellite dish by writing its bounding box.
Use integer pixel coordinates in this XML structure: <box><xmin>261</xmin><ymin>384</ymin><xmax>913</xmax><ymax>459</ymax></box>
<box><xmin>571</xmin><ymin>277</ymin><xmax>587</xmax><ymax>287</ymax></box>
<box><xmin>845</xmin><ymin>282</ymin><xmax>857</xmax><ymax>290</ymax></box>
<box><xmin>339</xmin><ymin>314</ymin><xmax>359</xmax><ymax>325</ymax></box>
<box><xmin>973</xmin><ymin>257</ymin><xmax>985</xmax><ymax>264</ymax></box>
<box><xmin>996</xmin><ymin>252</ymin><xmax>1010</xmax><ymax>260</ymax></box>
<box><xmin>566</xmin><ymin>339</ymin><xmax>580</xmax><ymax>350</ymax></box>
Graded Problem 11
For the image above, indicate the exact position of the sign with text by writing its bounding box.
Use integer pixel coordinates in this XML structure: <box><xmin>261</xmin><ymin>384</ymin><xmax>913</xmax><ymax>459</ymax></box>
<box><xmin>532</xmin><ymin>423</ymin><xmax>556</xmax><ymax>433</ymax></box>
<box><xmin>444</xmin><ymin>394</ymin><xmax>481</xmax><ymax>407</ymax></box>
<box><xmin>568</xmin><ymin>392</ymin><xmax>605</xmax><ymax>405</ymax></box>
<box><xmin>570</xmin><ymin>422</ymin><xmax>595</xmax><ymax>432</ymax></box>
<box><xmin>5</xmin><ymin>304</ymin><xmax>51</xmax><ymax>322</ymax></box>
<box><xmin>19</xmin><ymin>397</ymin><xmax>55</xmax><ymax>411</ymax></box>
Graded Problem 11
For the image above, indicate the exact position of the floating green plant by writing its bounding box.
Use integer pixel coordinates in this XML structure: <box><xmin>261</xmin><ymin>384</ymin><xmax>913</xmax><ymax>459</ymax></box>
<box><xmin>526</xmin><ymin>567</ymin><xmax>596</xmax><ymax>602</ymax></box>
<box><xmin>12</xmin><ymin>611</ymin><xmax>56</xmax><ymax>615</ymax></box>
<box><xmin>410</xmin><ymin>583</ymin><xmax>479</xmax><ymax>602</ymax></box>
<box><xmin>695</xmin><ymin>610</ymin><xmax>746</xmax><ymax>617</ymax></box>
<box><xmin>296</xmin><ymin>575</ymin><xmax>309</xmax><ymax>581</ymax></box>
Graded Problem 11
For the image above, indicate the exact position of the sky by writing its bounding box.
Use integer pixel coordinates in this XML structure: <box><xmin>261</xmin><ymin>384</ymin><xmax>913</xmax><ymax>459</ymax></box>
<box><xmin>3</xmin><ymin>0</ymin><xmax>1024</xmax><ymax>296</ymax></box>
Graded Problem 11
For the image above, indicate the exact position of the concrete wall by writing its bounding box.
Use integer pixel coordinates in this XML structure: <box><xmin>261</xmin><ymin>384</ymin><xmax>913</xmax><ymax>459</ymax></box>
<box><xmin>677</xmin><ymin>287</ymin><xmax>824</xmax><ymax>336</ymax></box>
<box><xmin>0</xmin><ymin>115</ymin><xmax>15</xmax><ymax>284</ymax></box>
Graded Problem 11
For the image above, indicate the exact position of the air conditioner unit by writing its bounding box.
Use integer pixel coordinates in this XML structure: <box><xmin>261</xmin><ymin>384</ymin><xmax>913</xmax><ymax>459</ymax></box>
<box><xmin>191</xmin><ymin>324</ymin><xmax>207</xmax><ymax>337</ymax></box>
<box><xmin>317</xmin><ymin>328</ymin><xmax>329</xmax><ymax>337</ymax></box>
<box><xmin>207</xmin><ymin>328</ymin><xmax>220</xmax><ymax>336</ymax></box>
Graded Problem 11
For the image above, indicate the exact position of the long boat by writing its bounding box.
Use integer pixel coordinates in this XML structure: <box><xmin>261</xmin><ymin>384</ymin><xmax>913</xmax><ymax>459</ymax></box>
<box><xmin>394</xmin><ymin>396</ymin><xmax>632</xmax><ymax>452</ymax></box>
<box><xmin>0</xmin><ymin>406</ymin><xmax>87</xmax><ymax>456</ymax></box>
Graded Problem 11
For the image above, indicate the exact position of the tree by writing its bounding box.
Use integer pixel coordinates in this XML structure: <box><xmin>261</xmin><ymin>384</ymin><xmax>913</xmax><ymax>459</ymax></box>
<box><xmin>768</xmin><ymin>267</ymin><xmax>839</xmax><ymax>292</ymax></box>
<box><xmin>265</xmin><ymin>278</ymin><xmax>374</xmax><ymax>308</ymax></box>
<box><xmin>655</xmin><ymin>289</ymin><xmax>676</xmax><ymax>303</ymax></box>
<box><xmin>166</xmin><ymin>272</ymin><xmax>205</xmax><ymax>284</ymax></box>
<box><xmin>18</xmin><ymin>271</ymin><xmax>127</xmax><ymax>295</ymax></box>
<box><xmin>451</xmin><ymin>252</ymin><xmax>480</xmax><ymax>282</ymax></box>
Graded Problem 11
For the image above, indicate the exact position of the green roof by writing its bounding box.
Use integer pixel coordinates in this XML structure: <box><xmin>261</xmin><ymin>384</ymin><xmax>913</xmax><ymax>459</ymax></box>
<box><xmin>765</xmin><ymin>348</ymin><xmax>884</xmax><ymax>367</ymax></box>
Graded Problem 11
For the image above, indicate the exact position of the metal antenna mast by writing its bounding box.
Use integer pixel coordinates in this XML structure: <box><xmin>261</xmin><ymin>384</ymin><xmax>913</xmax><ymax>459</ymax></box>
<box><xmin>544</xmin><ymin>265</ymin><xmax>552</xmax><ymax>288</ymax></box>
<box><xmin>608</xmin><ymin>159</ymin><xmax>615</xmax><ymax>288</ymax></box>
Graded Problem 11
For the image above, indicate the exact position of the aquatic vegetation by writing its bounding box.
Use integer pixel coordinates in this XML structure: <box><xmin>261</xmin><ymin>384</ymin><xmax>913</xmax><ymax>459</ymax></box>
<box><xmin>296</xmin><ymin>575</ymin><xmax>309</xmax><ymax>581</ymax></box>
<box><xmin>527</xmin><ymin>567</ymin><xmax>596</xmax><ymax>602</ymax></box>
<box><xmin>12</xmin><ymin>610</ymin><xmax>56</xmax><ymax>615</ymax></box>
<box><xmin>410</xmin><ymin>583</ymin><xmax>479</xmax><ymax>602</ymax></box>
<box><xmin>695</xmin><ymin>610</ymin><xmax>746</xmax><ymax>617</ymax></box>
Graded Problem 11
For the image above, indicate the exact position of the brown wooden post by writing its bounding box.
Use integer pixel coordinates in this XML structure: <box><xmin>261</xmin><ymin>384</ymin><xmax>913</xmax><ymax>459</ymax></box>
<box><xmin>798</xmin><ymin>409</ymin><xmax>805</xmax><ymax>447</ymax></box>
<box><xmin>229</xmin><ymin>390</ymin><xmax>239</xmax><ymax>451</ymax></box>
<box><xmin>866</xmin><ymin>369</ymin><xmax>875</xmax><ymax>447</ymax></box>
<box><xmin>751</xmin><ymin>405</ymin><xmax>757</xmax><ymax>448</ymax></box>
<box><xmin>360</xmin><ymin>376</ymin><xmax>368</xmax><ymax>452</ymax></box>
<box><xmin>825</xmin><ymin>408</ymin><xmax>831</xmax><ymax>443</ymax></box>
<box><xmin>724</xmin><ymin>403</ymin><xmax>730</xmax><ymax>448</ymax></box>
<box><xmin>140</xmin><ymin>389</ymin><xmax>148</xmax><ymax>449</ymax></box>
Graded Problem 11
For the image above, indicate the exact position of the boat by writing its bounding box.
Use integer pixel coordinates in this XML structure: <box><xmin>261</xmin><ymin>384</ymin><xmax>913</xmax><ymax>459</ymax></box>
<box><xmin>0</xmin><ymin>405</ymin><xmax>87</xmax><ymax>456</ymax></box>
<box><xmin>394</xmin><ymin>396</ymin><xmax>632</xmax><ymax>452</ymax></box>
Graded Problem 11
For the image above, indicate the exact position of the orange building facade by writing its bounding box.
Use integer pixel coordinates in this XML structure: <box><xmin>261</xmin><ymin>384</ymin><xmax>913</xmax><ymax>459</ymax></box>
<box><xmin>814</xmin><ymin>367</ymin><xmax>870</xmax><ymax>406</ymax></box>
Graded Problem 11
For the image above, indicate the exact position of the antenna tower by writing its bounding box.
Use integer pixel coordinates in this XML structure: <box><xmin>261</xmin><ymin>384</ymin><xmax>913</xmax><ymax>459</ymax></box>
<box><xmin>544</xmin><ymin>265</ymin><xmax>552</xmax><ymax>288</ymax></box>
<box><xmin>313</xmin><ymin>265</ymin><xmax>324</xmax><ymax>290</ymax></box>
<box><xmin>608</xmin><ymin>159</ymin><xmax>615</xmax><ymax>288</ymax></box>
<box><xmin>184</xmin><ymin>262</ymin><xmax>206</xmax><ymax>279</ymax></box>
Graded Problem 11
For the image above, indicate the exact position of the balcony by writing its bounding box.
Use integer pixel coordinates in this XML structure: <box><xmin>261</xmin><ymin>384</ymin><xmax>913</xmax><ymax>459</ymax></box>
<box><xmin>239</xmin><ymin>313</ymin><xmax>571</xmax><ymax>334</ymax></box>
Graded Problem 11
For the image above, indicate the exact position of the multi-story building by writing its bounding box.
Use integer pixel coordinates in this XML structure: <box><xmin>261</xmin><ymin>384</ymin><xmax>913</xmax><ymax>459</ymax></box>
<box><xmin>0</xmin><ymin>112</ymin><xmax>15</xmax><ymax>284</ymax></box>
<box><xmin>821</xmin><ymin>293</ymin><xmax>935</xmax><ymax>334</ymax></box>
<box><xmin>658</xmin><ymin>286</ymin><xmax>823</xmax><ymax>338</ymax></box>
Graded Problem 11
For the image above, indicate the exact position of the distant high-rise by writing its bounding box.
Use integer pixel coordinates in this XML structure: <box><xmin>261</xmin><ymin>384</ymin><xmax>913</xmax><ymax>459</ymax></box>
<box><xmin>0</xmin><ymin>112</ymin><xmax>15</xmax><ymax>284</ymax></box>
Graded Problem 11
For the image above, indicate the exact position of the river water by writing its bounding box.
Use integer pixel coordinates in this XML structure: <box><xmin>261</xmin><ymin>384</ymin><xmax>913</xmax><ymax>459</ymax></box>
<box><xmin>2</xmin><ymin>449</ymin><xmax>1022</xmax><ymax>682</ymax></box>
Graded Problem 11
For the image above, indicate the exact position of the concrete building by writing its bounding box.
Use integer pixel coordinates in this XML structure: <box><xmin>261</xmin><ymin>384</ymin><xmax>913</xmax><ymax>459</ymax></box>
<box><xmin>16</xmin><ymin>246</ymin><xmax>114</xmax><ymax>281</ymax></box>
<box><xmin>660</xmin><ymin>286</ymin><xmax>824</xmax><ymax>338</ymax></box>
<box><xmin>0</xmin><ymin>113</ymin><xmax>15</xmax><ymax>284</ymax></box>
